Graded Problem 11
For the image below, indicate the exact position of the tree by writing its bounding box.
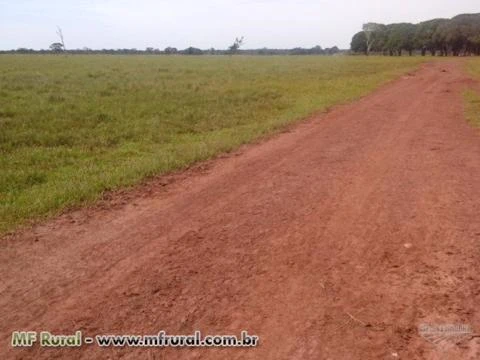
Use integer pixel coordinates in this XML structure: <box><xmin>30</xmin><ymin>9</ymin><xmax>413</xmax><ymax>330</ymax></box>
<box><xmin>182</xmin><ymin>47</ymin><xmax>203</xmax><ymax>55</ymax></box>
<box><xmin>164</xmin><ymin>47</ymin><xmax>178</xmax><ymax>54</ymax></box>
<box><xmin>382</xmin><ymin>23</ymin><xmax>416</xmax><ymax>56</ymax></box>
<box><xmin>351</xmin><ymin>31</ymin><xmax>368</xmax><ymax>54</ymax></box>
<box><xmin>400</xmin><ymin>23</ymin><xmax>417</xmax><ymax>56</ymax></box>
<box><xmin>49</xmin><ymin>42</ymin><xmax>64</xmax><ymax>52</ymax></box>
<box><xmin>447</xmin><ymin>14</ymin><xmax>480</xmax><ymax>55</ymax></box>
<box><xmin>362</xmin><ymin>23</ymin><xmax>385</xmax><ymax>54</ymax></box>
<box><xmin>229</xmin><ymin>36</ymin><xmax>244</xmax><ymax>54</ymax></box>
<box><xmin>327</xmin><ymin>46</ymin><xmax>340</xmax><ymax>55</ymax></box>
<box><xmin>468</xmin><ymin>34</ymin><xmax>480</xmax><ymax>55</ymax></box>
<box><xmin>414</xmin><ymin>19</ymin><xmax>447</xmax><ymax>56</ymax></box>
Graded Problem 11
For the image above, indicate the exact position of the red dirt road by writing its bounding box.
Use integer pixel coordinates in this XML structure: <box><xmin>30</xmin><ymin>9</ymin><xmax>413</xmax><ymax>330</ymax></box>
<box><xmin>1</xmin><ymin>61</ymin><xmax>480</xmax><ymax>360</ymax></box>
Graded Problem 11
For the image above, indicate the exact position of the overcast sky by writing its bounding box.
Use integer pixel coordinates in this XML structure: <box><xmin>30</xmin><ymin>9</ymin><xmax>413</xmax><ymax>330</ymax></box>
<box><xmin>0</xmin><ymin>0</ymin><xmax>478</xmax><ymax>50</ymax></box>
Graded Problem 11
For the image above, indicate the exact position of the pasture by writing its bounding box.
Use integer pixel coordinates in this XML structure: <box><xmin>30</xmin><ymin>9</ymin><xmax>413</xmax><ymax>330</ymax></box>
<box><xmin>0</xmin><ymin>55</ymin><xmax>426</xmax><ymax>233</ymax></box>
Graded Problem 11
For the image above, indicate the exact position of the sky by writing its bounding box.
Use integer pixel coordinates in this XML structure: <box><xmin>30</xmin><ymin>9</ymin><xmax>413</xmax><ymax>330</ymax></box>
<box><xmin>0</xmin><ymin>0</ymin><xmax>479</xmax><ymax>50</ymax></box>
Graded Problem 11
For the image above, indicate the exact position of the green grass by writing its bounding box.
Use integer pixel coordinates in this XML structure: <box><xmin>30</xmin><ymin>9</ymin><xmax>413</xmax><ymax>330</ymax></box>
<box><xmin>0</xmin><ymin>55</ymin><xmax>426</xmax><ymax>233</ymax></box>
<box><xmin>467</xmin><ymin>57</ymin><xmax>480</xmax><ymax>78</ymax></box>
<box><xmin>465</xmin><ymin>59</ymin><xmax>480</xmax><ymax>128</ymax></box>
<box><xmin>464</xmin><ymin>90</ymin><xmax>480</xmax><ymax>127</ymax></box>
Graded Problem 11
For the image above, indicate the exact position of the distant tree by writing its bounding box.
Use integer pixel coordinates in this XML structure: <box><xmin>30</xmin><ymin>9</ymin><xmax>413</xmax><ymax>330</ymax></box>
<box><xmin>414</xmin><ymin>19</ymin><xmax>447</xmax><ymax>56</ymax></box>
<box><xmin>432</xmin><ymin>23</ymin><xmax>449</xmax><ymax>56</ymax></box>
<box><xmin>16</xmin><ymin>48</ymin><xmax>34</xmax><ymax>54</ymax></box>
<box><xmin>400</xmin><ymin>23</ymin><xmax>417</xmax><ymax>56</ymax></box>
<box><xmin>469</xmin><ymin>34</ymin><xmax>480</xmax><ymax>56</ymax></box>
<box><xmin>229</xmin><ymin>36</ymin><xmax>244</xmax><ymax>54</ymax></box>
<box><xmin>182</xmin><ymin>47</ymin><xmax>203</xmax><ymax>55</ymax></box>
<box><xmin>327</xmin><ymin>46</ymin><xmax>340</xmax><ymax>55</ymax></box>
<box><xmin>49</xmin><ymin>42</ymin><xmax>64</xmax><ymax>52</ymax></box>
<box><xmin>363</xmin><ymin>23</ymin><xmax>385</xmax><ymax>55</ymax></box>
<box><xmin>384</xmin><ymin>24</ymin><xmax>408</xmax><ymax>55</ymax></box>
<box><xmin>164</xmin><ymin>47</ymin><xmax>178</xmax><ymax>54</ymax></box>
<box><xmin>351</xmin><ymin>31</ymin><xmax>368</xmax><ymax>54</ymax></box>
<box><xmin>311</xmin><ymin>45</ymin><xmax>324</xmax><ymax>54</ymax></box>
<box><xmin>446</xmin><ymin>14</ymin><xmax>480</xmax><ymax>55</ymax></box>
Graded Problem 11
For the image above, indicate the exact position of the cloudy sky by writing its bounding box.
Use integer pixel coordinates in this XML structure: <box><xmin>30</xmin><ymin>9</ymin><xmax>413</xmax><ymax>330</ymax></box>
<box><xmin>0</xmin><ymin>0</ymin><xmax>478</xmax><ymax>50</ymax></box>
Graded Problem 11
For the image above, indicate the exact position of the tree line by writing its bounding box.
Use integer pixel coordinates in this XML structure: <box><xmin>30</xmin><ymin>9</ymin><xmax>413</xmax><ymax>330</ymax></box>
<box><xmin>0</xmin><ymin>45</ymin><xmax>343</xmax><ymax>56</ymax></box>
<box><xmin>0</xmin><ymin>33</ymin><xmax>343</xmax><ymax>56</ymax></box>
<box><xmin>0</xmin><ymin>31</ymin><xmax>345</xmax><ymax>56</ymax></box>
<box><xmin>351</xmin><ymin>13</ymin><xmax>480</xmax><ymax>56</ymax></box>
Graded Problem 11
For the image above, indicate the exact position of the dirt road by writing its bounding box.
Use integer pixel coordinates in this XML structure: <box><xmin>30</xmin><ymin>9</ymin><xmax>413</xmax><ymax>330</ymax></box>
<box><xmin>1</xmin><ymin>61</ymin><xmax>480</xmax><ymax>359</ymax></box>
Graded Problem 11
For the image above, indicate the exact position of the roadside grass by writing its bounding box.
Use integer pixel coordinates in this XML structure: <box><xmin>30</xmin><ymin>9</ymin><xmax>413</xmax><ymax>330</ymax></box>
<box><xmin>464</xmin><ymin>90</ymin><xmax>480</xmax><ymax>128</ymax></box>
<box><xmin>465</xmin><ymin>59</ymin><xmax>480</xmax><ymax>128</ymax></box>
<box><xmin>467</xmin><ymin>57</ymin><xmax>480</xmax><ymax>78</ymax></box>
<box><xmin>0</xmin><ymin>55</ymin><xmax>426</xmax><ymax>234</ymax></box>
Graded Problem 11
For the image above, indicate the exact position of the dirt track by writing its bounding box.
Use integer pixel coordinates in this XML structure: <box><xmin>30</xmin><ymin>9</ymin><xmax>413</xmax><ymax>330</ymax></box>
<box><xmin>2</xmin><ymin>61</ymin><xmax>480</xmax><ymax>359</ymax></box>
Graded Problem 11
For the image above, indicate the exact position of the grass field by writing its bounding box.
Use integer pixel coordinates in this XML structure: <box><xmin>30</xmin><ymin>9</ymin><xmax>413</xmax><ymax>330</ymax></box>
<box><xmin>0</xmin><ymin>55</ymin><xmax>426</xmax><ymax>233</ymax></box>
<box><xmin>465</xmin><ymin>59</ymin><xmax>480</xmax><ymax>128</ymax></box>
